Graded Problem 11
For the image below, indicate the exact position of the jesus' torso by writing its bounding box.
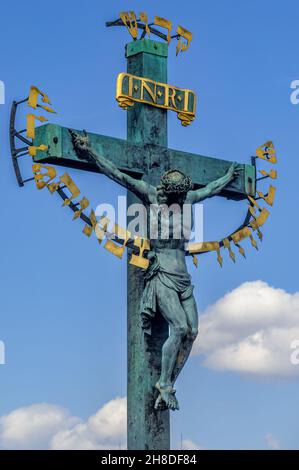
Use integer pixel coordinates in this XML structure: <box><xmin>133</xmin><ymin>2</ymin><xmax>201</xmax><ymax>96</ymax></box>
<box><xmin>143</xmin><ymin>189</ymin><xmax>194</xmax><ymax>273</ymax></box>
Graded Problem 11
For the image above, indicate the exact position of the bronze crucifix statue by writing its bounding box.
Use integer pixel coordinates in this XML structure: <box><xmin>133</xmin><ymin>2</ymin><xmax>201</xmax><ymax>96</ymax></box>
<box><xmin>70</xmin><ymin>129</ymin><xmax>238</xmax><ymax>411</ymax></box>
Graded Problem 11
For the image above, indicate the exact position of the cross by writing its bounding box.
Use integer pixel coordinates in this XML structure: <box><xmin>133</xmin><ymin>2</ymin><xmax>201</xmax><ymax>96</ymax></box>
<box><xmin>31</xmin><ymin>37</ymin><xmax>256</xmax><ymax>450</ymax></box>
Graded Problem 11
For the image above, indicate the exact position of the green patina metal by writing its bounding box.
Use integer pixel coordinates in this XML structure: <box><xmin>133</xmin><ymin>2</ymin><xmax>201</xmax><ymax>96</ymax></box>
<box><xmin>126</xmin><ymin>38</ymin><xmax>168</xmax><ymax>58</ymax></box>
<box><xmin>32</xmin><ymin>38</ymin><xmax>256</xmax><ymax>450</ymax></box>
<box><xmin>126</xmin><ymin>39</ymin><xmax>170</xmax><ymax>451</ymax></box>
<box><xmin>34</xmin><ymin>125</ymin><xmax>255</xmax><ymax>199</ymax></box>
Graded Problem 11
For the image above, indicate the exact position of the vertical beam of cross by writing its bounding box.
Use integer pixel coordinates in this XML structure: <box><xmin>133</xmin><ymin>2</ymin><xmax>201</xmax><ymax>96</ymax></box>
<box><xmin>126</xmin><ymin>39</ymin><xmax>170</xmax><ymax>450</ymax></box>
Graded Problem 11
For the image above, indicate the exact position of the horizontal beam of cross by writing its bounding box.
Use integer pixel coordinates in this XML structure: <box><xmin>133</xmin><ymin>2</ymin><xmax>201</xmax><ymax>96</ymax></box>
<box><xmin>33</xmin><ymin>123</ymin><xmax>256</xmax><ymax>200</ymax></box>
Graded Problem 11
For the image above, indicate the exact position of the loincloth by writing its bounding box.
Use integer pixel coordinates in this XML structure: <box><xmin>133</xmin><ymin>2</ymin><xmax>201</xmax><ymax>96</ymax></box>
<box><xmin>140</xmin><ymin>252</ymin><xmax>194</xmax><ymax>335</ymax></box>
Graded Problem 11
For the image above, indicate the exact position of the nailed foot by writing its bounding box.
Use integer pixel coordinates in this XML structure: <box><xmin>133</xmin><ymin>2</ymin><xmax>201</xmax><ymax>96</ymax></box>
<box><xmin>154</xmin><ymin>383</ymin><xmax>180</xmax><ymax>411</ymax></box>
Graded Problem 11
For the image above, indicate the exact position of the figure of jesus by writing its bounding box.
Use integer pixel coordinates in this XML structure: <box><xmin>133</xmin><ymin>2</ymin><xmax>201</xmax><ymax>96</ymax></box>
<box><xmin>70</xmin><ymin>130</ymin><xmax>238</xmax><ymax>412</ymax></box>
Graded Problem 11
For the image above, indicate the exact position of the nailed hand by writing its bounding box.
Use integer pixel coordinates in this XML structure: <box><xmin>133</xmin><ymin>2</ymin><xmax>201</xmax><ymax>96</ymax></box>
<box><xmin>69</xmin><ymin>129</ymin><xmax>94</xmax><ymax>162</ymax></box>
<box><xmin>228</xmin><ymin>161</ymin><xmax>240</xmax><ymax>180</ymax></box>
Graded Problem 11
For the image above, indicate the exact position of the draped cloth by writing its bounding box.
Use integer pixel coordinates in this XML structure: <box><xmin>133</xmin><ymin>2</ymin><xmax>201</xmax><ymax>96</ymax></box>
<box><xmin>140</xmin><ymin>252</ymin><xmax>194</xmax><ymax>335</ymax></box>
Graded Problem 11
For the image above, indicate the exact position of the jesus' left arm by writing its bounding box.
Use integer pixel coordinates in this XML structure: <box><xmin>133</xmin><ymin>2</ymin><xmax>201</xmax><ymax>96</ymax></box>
<box><xmin>186</xmin><ymin>162</ymin><xmax>239</xmax><ymax>204</ymax></box>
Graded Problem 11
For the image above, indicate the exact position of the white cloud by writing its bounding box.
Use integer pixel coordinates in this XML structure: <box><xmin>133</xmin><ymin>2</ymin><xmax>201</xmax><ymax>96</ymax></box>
<box><xmin>181</xmin><ymin>439</ymin><xmax>204</xmax><ymax>450</ymax></box>
<box><xmin>0</xmin><ymin>403</ymin><xmax>78</xmax><ymax>450</ymax></box>
<box><xmin>193</xmin><ymin>281</ymin><xmax>299</xmax><ymax>378</ymax></box>
<box><xmin>51</xmin><ymin>397</ymin><xmax>126</xmax><ymax>450</ymax></box>
<box><xmin>0</xmin><ymin>397</ymin><xmax>126</xmax><ymax>450</ymax></box>
<box><xmin>265</xmin><ymin>433</ymin><xmax>281</xmax><ymax>450</ymax></box>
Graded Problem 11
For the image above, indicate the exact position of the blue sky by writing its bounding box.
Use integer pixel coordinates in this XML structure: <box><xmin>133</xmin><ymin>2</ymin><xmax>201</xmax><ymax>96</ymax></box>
<box><xmin>0</xmin><ymin>0</ymin><xmax>298</xmax><ymax>450</ymax></box>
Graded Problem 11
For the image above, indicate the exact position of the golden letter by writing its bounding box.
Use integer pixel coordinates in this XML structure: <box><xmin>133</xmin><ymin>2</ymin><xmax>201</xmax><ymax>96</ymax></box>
<box><xmin>257</xmin><ymin>185</ymin><xmax>276</xmax><ymax>206</ymax></box>
<box><xmin>249</xmin><ymin>232</ymin><xmax>258</xmax><ymax>250</ymax></box>
<box><xmin>247</xmin><ymin>195</ymin><xmax>262</xmax><ymax>210</ymax></box>
<box><xmin>32</xmin><ymin>163</ymin><xmax>56</xmax><ymax>189</ymax></box>
<box><xmin>154</xmin><ymin>16</ymin><xmax>172</xmax><ymax>44</ymax></box>
<box><xmin>95</xmin><ymin>215</ymin><xmax>110</xmax><ymax>243</ymax></box>
<box><xmin>259</xmin><ymin>169</ymin><xmax>277</xmax><ymax>179</ymax></box>
<box><xmin>120</xmin><ymin>11</ymin><xmax>138</xmax><ymax>39</ymax></box>
<box><xmin>256</xmin><ymin>141</ymin><xmax>277</xmax><ymax>164</ymax></box>
<box><xmin>28</xmin><ymin>86</ymin><xmax>56</xmax><ymax>113</ymax></box>
<box><xmin>188</xmin><ymin>241</ymin><xmax>219</xmax><ymax>254</ymax></box>
<box><xmin>104</xmin><ymin>224</ymin><xmax>131</xmax><ymax>259</ymax></box>
<box><xmin>116</xmin><ymin>73</ymin><xmax>134</xmax><ymax>109</ymax></box>
<box><xmin>192</xmin><ymin>255</ymin><xmax>199</xmax><ymax>268</ymax></box>
<box><xmin>28</xmin><ymin>144</ymin><xmax>48</xmax><ymax>157</ymax></box>
<box><xmin>140</xmin><ymin>12</ymin><xmax>150</xmax><ymax>37</ymax></box>
<box><xmin>164</xmin><ymin>85</ymin><xmax>177</xmax><ymax>109</ymax></box>
<box><xmin>129</xmin><ymin>237</ymin><xmax>150</xmax><ymax>269</ymax></box>
<box><xmin>231</xmin><ymin>227</ymin><xmax>251</xmax><ymax>244</ymax></box>
<box><xmin>250</xmin><ymin>208</ymin><xmax>270</xmax><ymax>230</ymax></box>
<box><xmin>27</xmin><ymin>86</ymin><xmax>56</xmax><ymax>158</ymax></box>
<box><xmin>141</xmin><ymin>79</ymin><xmax>156</xmax><ymax>104</ymax></box>
<box><xmin>222</xmin><ymin>238</ymin><xmax>236</xmax><ymax>263</ymax></box>
<box><xmin>26</xmin><ymin>114</ymin><xmax>48</xmax><ymax>139</ymax></box>
<box><xmin>116</xmin><ymin>73</ymin><xmax>196</xmax><ymax>126</ymax></box>
<box><xmin>73</xmin><ymin>197</ymin><xmax>89</xmax><ymax>220</ymax></box>
<box><xmin>176</xmin><ymin>25</ymin><xmax>192</xmax><ymax>55</ymax></box>
<box><xmin>59</xmin><ymin>173</ymin><xmax>80</xmax><ymax>206</ymax></box>
<box><xmin>83</xmin><ymin>209</ymin><xmax>97</xmax><ymax>237</ymax></box>
<box><xmin>216</xmin><ymin>248</ymin><xmax>223</xmax><ymax>267</ymax></box>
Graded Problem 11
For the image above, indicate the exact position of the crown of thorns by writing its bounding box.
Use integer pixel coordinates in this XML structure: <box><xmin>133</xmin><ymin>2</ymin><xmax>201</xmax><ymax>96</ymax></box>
<box><xmin>160</xmin><ymin>169</ymin><xmax>193</xmax><ymax>194</ymax></box>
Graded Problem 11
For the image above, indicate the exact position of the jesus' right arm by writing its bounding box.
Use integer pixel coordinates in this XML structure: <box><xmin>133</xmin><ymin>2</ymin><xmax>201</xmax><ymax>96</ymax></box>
<box><xmin>69</xmin><ymin>129</ymin><xmax>156</xmax><ymax>204</ymax></box>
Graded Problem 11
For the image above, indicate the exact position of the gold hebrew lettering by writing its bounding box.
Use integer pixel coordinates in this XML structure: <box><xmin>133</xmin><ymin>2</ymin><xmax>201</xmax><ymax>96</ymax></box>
<box><xmin>247</xmin><ymin>195</ymin><xmax>262</xmax><ymax>210</ymax></box>
<box><xmin>231</xmin><ymin>227</ymin><xmax>251</xmax><ymax>244</ymax></box>
<box><xmin>216</xmin><ymin>248</ymin><xmax>223</xmax><ymax>267</ymax></box>
<box><xmin>28</xmin><ymin>144</ymin><xmax>48</xmax><ymax>157</ymax></box>
<box><xmin>256</xmin><ymin>141</ymin><xmax>277</xmax><ymax>164</ymax></box>
<box><xmin>28</xmin><ymin>86</ymin><xmax>51</xmax><ymax>106</ymax></box>
<box><xmin>82</xmin><ymin>209</ymin><xmax>97</xmax><ymax>237</ymax></box>
<box><xmin>188</xmin><ymin>241</ymin><xmax>220</xmax><ymax>253</ymax></box>
<box><xmin>95</xmin><ymin>216</ymin><xmax>110</xmax><ymax>243</ymax></box>
<box><xmin>26</xmin><ymin>114</ymin><xmax>48</xmax><ymax>139</ymax></box>
<box><xmin>259</xmin><ymin>169</ymin><xmax>277</xmax><ymax>179</ymax></box>
<box><xmin>250</xmin><ymin>233</ymin><xmax>258</xmax><ymax>250</ymax></box>
<box><xmin>98</xmin><ymin>216</ymin><xmax>110</xmax><ymax>230</ymax></box>
<box><xmin>176</xmin><ymin>25</ymin><xmax>192</xmax><ymax>55</ymax></box>
<box><xmin>257</xmin><ymin>229</ymin><xmax>263</xmax><ymax>241</ymax></box>
<box><xmin>59</xmin><ymin>173</ymin><xmax>80</xmax><ymax>206</ymax></box>
<box><xmin>120</xmin><ymin>11</ymin><xmax>138</xmax><ymax>39</ymax></box>
<box><xmin>140</xmin><ymin>12</ymin><xmax>150</xmax><ymax>37</ymax></box>
<box><xmin>235</xmin><ymin>243</ymin><xmax>246</xmax><ymax>258</ymax></box>
<box><xmin>104</xmin><ymin>224</ymin><xmax>131</xmax><ymax>259</ymax></box>
<box><xmin>257</xmin><ymin>185</ymin><xmax>276</xmax><ymax>206</ymax></box>
<box><xmin>223</xmin><ymin>238</ymin><xmax>236</xmax><ymax>263</ymax></box>
<box><xmin>192</xmin><ymin>254</ymin><xmax>199</xmax><ymax>268</ymax></box>
<box><xmin>28</xmin><ymin>86</ymin><xmax>56</xmax><ymax>113</ymax></box>
<box><xmin>47</xmin><ymin>180</ymin><xmax>61</xmax><ymax>193</ymax></box>
<box><xmin>130</xmin><ymin>237</ymin><xmax>150</xmax><ymax>269</ymax></box>
<box><xmin>154</xmin><ymin>16</ymin><xmax>172</xmax><ymax>44</ymax></box>
<box><xmin>32</xmin><ymin>163</ymin><xmax>56</xmax><ymax>189</ymax></box>
<box><xmin>73</xmin><ymin>197</ymin><xmax>89</xmax><ymax>220</ymax></box>
<box><xmin>250</xmin><ymin>208</ymin><xmax>270</xmax><ymax>230</ymax></box>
